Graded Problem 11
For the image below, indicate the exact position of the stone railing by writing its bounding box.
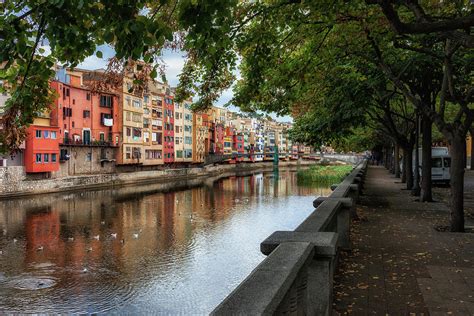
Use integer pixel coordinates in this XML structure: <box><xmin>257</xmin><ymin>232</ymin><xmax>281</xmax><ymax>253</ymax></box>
<box><xmin>212</xmin><ymin>159</ymin><xmax>368</xmax><ymax>316</ymax></box>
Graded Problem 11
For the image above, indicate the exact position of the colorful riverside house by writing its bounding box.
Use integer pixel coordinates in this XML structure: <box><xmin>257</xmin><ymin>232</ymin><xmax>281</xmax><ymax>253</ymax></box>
<box><xmin>232</xmin><ymin>131</ymin><xmax>245</xmax><ymax>162</ymax></box>
<box><xmin>173</xmin><ymin>95</ymin><xmax>192</xmax><ymax>163</ymax></box>
<box><xmin>173</xmin><ymin>98</ymin><xmax>184</xmax><ymax>162</ymax></box>
<box><xmin>192</xmin><ymin>112</ymin><xmax>207</xmax><ymax>163</ymax></box>
<box><xmin>24</xmin><ymin>112</ymin><xmax>60</xmax><ymax>174</ymax></box>
<box><xmin>145</xmin><ymin>81</ymin><xmax>165</xmax><ymax>165</ymax></box>
<box><xmin>81</xmin><ymin>64</ymin><xmax>145</xmax><ymax>165</ymax></box>
<box><xmin>264</xmin><ymin>126</ymin><xmax>276</xmax><ymax>161</ymax></box>
<box><xmin>50</xmin><ymin>69</ymin><xmax>120</xmax><ymax>146</ymax></box>
<box><xmin>224</xmin><ymin>127</ymin><xmax>233</xmax><ymax>163</ymax></box>
<box><xmin>182</xmin><ymin>99</ymin><xmax>194</xmax><ymax>162</ymax></box>
<box><xmin>215</xmin><ymin>123</ymin><xmax>225</xmax><ymax>155</ymax></box>
<box><xmin>162</xmin><ymin>85</ymin><xmax>175</xmax><ymax>163</ymax></box>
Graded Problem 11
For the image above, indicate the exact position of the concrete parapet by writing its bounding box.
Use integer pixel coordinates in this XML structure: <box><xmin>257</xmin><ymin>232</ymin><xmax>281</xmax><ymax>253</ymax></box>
<box><xmin>212</xmin><ymin>159</ymin><xmax>369</xmax><ymax>315</ymax></box>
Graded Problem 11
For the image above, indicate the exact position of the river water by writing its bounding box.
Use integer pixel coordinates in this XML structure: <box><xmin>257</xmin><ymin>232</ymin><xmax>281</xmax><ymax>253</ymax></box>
<box><xmin>0</xmin><ymin>168</ymin><xmax>331</xmax><ymax>314</ymax></box>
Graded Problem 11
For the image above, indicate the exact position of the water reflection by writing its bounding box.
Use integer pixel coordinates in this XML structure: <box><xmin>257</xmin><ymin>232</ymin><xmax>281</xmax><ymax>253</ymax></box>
<box><xmin>0</xmin><ymin>169</ymin><xmax>331</xmax><ymax>314</ymax></box>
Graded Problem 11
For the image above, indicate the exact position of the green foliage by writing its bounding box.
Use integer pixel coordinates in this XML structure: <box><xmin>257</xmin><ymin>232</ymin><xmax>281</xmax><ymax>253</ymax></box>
<box><xmin>297</xmin><ymin>165</ymin><xmax>353</xmax><ymax>187</ymax></box>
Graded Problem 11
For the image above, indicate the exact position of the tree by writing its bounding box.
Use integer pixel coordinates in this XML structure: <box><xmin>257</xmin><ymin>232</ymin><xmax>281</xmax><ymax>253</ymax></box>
<box><xmin>0</xmin><ymin>0</ymin><xmax>238</xmax><ymax>153</ymax></box>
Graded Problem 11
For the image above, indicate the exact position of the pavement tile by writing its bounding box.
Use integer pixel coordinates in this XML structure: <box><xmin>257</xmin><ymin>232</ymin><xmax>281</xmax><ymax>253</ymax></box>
<box><xmin>333</xmin><ymin>166</ymin><xmax>474</xmax><ymax>315</ymax></box>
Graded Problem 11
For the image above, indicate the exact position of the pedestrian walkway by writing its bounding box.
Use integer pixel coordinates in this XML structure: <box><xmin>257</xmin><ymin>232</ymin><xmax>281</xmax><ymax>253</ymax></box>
<box><xmin>333</xmin><ymin>166</ymin><xmax>474</xmax><ymax>315</ymax></box>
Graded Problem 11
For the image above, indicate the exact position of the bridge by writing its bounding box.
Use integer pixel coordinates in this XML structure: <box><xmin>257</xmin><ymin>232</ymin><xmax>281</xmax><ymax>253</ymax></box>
<box><xmin>203</xmin><ymin>152</ymin><xmax>362</xmax><ymax>166</ymax></box>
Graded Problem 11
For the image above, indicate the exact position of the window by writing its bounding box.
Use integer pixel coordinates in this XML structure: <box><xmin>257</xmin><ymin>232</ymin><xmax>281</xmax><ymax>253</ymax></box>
<box><xmin>175</xmin><ymin>126</ymin><xmax>180</xmax><ymax>133</ymax></box>
<box><xmin>176</xmin><ymin>150</ymin><xmax>183</xmax><ymax>158</ymax></box>
<box><xmin>35</xmin><ymin>153</ymin><xmax>42</xmax><ymax>163</ymax></box>
<box><xmin>60</xmin><ymin>149</ymin><xmax>69</xmax><ymax>161</ymax></box>
<box><xmin>100</xmin><ymin>133</ymin><xmax>105</xmax><ymax>141</ymax></box>
<box><xmin>83</xmin><ymin>110</ymin><xmax>90</xmax><ymax>118</ymax></box>
<box><xmin>144</xmin><ymin>95</ymin><xmax>149</xmax><ymax>103</ymax></box>
<box><xmin>35</xmin><ymin>130</ymin><xmax>42</xmax><ymax>138</ymax></box>
<box><xmin>175</xmin><ymin>138</ymin><xmax>180</xmax><ymax>145</ymax></box>
<box><xmin>63</xmin><ymin>107</ymin><xmax>72</xmax><ymax>117</ymax></box>
<box><xmin>132</xmin><ymin>147</ymin><xmax>141</xmax><ymax>159</ymax></box>
<box><xmin>432</xmin><ymin>158</ymin><xmax>443</xmax><ymax>168</ymax></box>
<box><xmin>51</xmin><ymin>154</ymin><xmax>57</xmax><ymax>163</ymax></box>
<box><xmin>133</xmin><ymin>100</ymin><xmax>141</xmax><ymax>108</ymax></box>
<box><xmin>185</xmin><ymin>136</ymin><xmax>192</xmax><ymax>145</ymax></box>
<box><xmin>86</xmin><ymin>152</ymin><xmax>92</xmax><ymax>162</ymax></box>
<box><xmin>72</xmin><ymin>121</ymin><xmax>75</xmax><ymax>128</ymax></box>
<box><xmin>126</xmin><ymin>146</ymin><xmax>131</xmax><ymax>159</ymax></box>
<box><xmin>443</xmin><ymin>157</ymin><xmax>451</xmax><ymax>168</ymax></box>
<box><xmin>44</xmin><ymin>154</ymin><xmax>49</xmax><ymax>163</ymax></box>
<box><xmin>101</xmin><ymin>113</ymin><xmax>112</xmax><ymax>125</ymax></box>
<box><xmin>100</xmin><ymin>95</ymin><xmax>113</xmax><ymax>108</ymax></box>
<box><xmin>145</xmin><ymin>150</ymin><xmax>162</xmax><ymax>159</ymax></box>
<box><xmin>43</xmin><ymin>130</ymin><xmax>49</xmax><ymax>138</ymax></box>
<box><xmin>132</xmin><ymin>128</ymin><xmax>142</xmax><ymax>140</ymax></box>
<box><xmin>126</xmin><ymin>111</ymin><xmax>131</xmax><ymax>121</ymax></box>
<box><xmin>72</xmin><ymin>99</ymin><xmax>75</xmax><ymax>105</ymax></box>
<box><xmin>51</xmin><ymin>131</ymin><xmax>57</xmax><ymax>139</ymax></box>
<box><xmin>144</xmin><ymin>132</ymin><xmax>150</xmax><ymax>143</ymax></box>
<box><xmin>132</xmin><ymin>113</ymin><xmax>142</xmax><ymax>123</ymax></box>
<box><xmin>86</xmin><ymin>93</ymin><xmax>91</xmax><ymax>100</ymax></box>
<box><xmin>66</xmin><ymin>88</ymin><xmax>70</xmax><ymax>97</ymax></box>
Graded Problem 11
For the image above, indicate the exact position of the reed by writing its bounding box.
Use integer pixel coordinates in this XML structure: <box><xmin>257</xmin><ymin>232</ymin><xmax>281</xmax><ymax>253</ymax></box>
<box><xmin>297</xmin><ymin>165</ymin><xmax>352</xmax><ymax>186</ymax></box>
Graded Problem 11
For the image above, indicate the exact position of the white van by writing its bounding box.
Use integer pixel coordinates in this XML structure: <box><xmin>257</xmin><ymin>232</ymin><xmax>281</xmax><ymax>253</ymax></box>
<box><xmin>413</xmin><ymin>147</ymin><xmax>451</xmax><ymax>184</ymax></box>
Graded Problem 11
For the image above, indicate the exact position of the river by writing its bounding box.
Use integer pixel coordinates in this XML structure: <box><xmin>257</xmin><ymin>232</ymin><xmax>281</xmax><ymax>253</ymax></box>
<box><xmin>0</xmin><ymin>168</ymin><xmax>331</xmax><ymax>314</ymax></box>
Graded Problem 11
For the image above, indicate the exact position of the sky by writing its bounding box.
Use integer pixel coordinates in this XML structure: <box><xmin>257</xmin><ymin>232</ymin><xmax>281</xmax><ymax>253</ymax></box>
<box><xmin>73</xmin><ymin>45</ymin><xmax>292</xmax><ymax>122</ymax></box>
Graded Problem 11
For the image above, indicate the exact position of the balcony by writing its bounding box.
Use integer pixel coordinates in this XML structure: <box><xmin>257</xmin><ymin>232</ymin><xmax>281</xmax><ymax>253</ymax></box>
<box><xmin>62</xmin><ymin>138</ymin><xmax>117</xmax><ymax>147</ymax></box>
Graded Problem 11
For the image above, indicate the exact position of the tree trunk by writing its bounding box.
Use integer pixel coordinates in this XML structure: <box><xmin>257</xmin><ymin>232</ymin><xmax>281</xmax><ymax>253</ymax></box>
<box><xmin>449</xmin><ymin>135</ymin><xmax>465</xmax><ymax>232</ymax></box>
<box><xmin>471</xmin><ymin>128</ymin><xmax>474</xmax><ymax>171</ymax></box>
<box><xmin>401</xmin><ymin>155</ymin><xmax>407</xmax><ymax>183</ymax></box>
<box><xmin>463</xmin><ymin>139</ymin><xmax>467</xmax><ymax>169</ymax></box>
<box><xmin>394</xmin><ymin>144</ymin><xmax>400</xmax><ymax>178</ymax></box>
<box><xmin>403</xmin><ymin>145</ymin><xmax>414</xmax><ymax>189</ymax></box>
<box><xmin>390</xmin><ymin>145</ymin><xmax>395</xmax><ymax>174</ymax></box>
<box><xmin>421</xmin><ymin>114</ymin><xmax>433</xmax><ymax>202</ymax></box>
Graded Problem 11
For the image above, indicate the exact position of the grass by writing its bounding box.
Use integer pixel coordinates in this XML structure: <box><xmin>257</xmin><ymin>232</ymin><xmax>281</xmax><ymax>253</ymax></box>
<box><xmin>297</xmin><ymin>165</ymin><xmax>353</xmax><ymax>187</ymax></box>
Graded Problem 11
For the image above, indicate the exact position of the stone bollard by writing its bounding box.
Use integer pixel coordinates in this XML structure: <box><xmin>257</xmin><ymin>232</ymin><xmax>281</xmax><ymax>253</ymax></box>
<box><xmin>261</xmin><ymin>231</ymin><xmax>338</xmax><ymax>316</ymax></box>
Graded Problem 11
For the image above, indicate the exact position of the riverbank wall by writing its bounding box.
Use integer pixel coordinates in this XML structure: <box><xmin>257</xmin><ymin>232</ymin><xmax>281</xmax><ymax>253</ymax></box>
<box><xmin>0</xmin><ymin>160</ymin><xmax>319</xmax><ymax>199</ymax></box>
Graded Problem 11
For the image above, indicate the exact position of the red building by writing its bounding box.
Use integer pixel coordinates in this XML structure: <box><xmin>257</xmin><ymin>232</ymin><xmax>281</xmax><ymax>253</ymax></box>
<box><xmin>24</xmin><ymin>124</ymin><xmax>60</xmax><ymax>173</ymax></box>
<box><xmin>214</xmin><ymin>123</ymin><xmax>225</xmax><ymax>155</ymax></box>
<box><xmin>50</xmin><ymin>71</ymin><xmax>119</xmax><ymax>146</ymax></box>
<box><xmin>163</xmin><ymin>95</ymin><xmax>175</xmax><ymax>163</ymax></box>
<box><xmin>233</xmin><ymin>131</ymin><xmax>245</xmax><ymax>162</ymax></box>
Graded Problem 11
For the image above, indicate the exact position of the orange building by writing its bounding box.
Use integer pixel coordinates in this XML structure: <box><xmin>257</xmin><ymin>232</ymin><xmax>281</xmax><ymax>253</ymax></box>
<box><xmin>24</xmin><ymin>124</ymin><xmax>60</xmax><ymax>173</ymax></box>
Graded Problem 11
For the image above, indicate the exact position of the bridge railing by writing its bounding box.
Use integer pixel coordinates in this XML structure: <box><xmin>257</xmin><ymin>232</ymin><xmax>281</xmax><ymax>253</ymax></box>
<box><xmin>212</xmin><ymin>159</ymin><xmax>368</xmax><ymax>316</ymax></box>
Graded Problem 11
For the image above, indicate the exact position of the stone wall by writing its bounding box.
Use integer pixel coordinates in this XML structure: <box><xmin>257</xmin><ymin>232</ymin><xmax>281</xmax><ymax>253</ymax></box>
<box><xmin>53</xmin><ymin>146</ymin><xmax>117</xmax><ymax>177</ymax></box>
<box><xmin>0</xmin><ymin>159</ymin><xmax>319</xmax><ymax>198</ymax></box>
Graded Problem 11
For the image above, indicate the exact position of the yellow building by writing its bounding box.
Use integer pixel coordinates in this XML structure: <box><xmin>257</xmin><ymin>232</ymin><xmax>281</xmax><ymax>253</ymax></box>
<box><xmin>192</xmin><ymin>112</ymin><xmax>207</xmax><ymax>163</ymax></box>
<box><xmin>121</xmin><ymin>75</ymin><xmax>145</xmax><ymax>164</ymax></box>
<box><xmin>142</xmin><ymin>80</ymin><xmax>165</xmax><ymax>165</ymax></box>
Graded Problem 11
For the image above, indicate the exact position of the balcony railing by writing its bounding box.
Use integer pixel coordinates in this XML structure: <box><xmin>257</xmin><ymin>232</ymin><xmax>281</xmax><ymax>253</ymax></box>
<box><xmin>62</xmin><ymin>138</ymin><xmax>117</xmax><ymax>147</ymax></box>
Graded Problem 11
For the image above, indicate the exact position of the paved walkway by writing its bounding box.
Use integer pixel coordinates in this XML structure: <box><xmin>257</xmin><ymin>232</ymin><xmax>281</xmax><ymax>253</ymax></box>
<box><xmin>333</xmin><ymin>166</ymin><xmax>474</xmax><ymax>315</ymax></box>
